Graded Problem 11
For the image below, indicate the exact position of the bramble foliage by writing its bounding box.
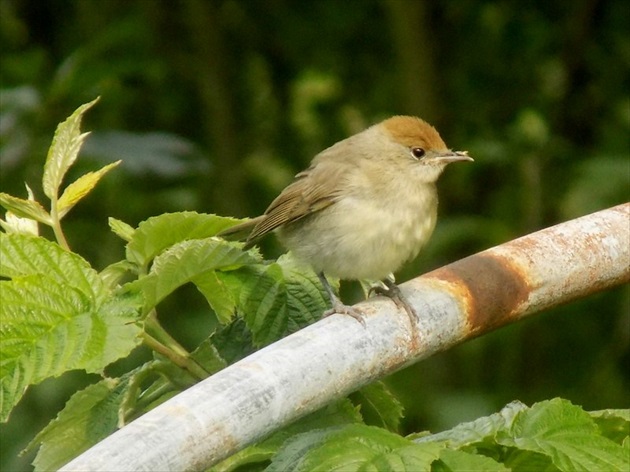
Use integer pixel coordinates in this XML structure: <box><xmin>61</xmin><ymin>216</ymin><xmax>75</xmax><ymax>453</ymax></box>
<box><xmin>1</xmin><ymin>102</ymin><xmax>628</xmax><ymax>471</ymax></box>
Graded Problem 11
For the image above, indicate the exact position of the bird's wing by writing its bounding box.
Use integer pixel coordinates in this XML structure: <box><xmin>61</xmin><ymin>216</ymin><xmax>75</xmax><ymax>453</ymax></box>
<box><xmin>247</xmin><ymin>160</ymin><xmax>348</xmax><ymax>242</ymax></box>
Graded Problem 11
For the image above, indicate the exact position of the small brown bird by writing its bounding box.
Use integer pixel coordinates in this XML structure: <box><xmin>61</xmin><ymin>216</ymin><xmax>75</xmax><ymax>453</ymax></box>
<box><xmin>222</xmin><ymin>116</ymin><xmax>472</xmax><ymax>323</ymax></box>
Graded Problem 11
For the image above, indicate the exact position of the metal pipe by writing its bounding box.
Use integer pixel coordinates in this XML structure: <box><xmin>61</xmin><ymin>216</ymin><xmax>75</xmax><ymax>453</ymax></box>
<box><xmin>61</xmin><ymin>203</ymin><xmax>630</xmax><ymax>471</ymax></box>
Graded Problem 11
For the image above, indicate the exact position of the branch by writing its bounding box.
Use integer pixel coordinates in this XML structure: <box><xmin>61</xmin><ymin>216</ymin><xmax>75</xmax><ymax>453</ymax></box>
<box><xmin>61</xmin><ymin>203</ymin><xmax>630</xmax><ymax>471</ymax></box>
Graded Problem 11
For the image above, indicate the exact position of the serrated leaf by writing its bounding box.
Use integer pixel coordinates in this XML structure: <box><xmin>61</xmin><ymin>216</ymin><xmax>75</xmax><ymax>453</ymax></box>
<box><xmin>1</xmin><ymin>211</ymin><xmax>39</xmax><ymax>236</ymax></box>
<box><xmin>57</xmin><ymin>161</ymin><xmax>120</xmax><ymax>218</ymax></box>
<box><xmin>278</xmin><ymin>253</ymin><xmax>331</xmax><ymax>332</ymax></box>
<box><xmin>0</xmin><ymin>275</ymin><xmax>142</xmax><ymax>421</ymax></box>
<box><xmin>503</xmin><ymin>448</ymin><xmax>557</xmax><ymax>472</ymax></box>
<box><xmin>108</xmin><ymin>217</ymin><xmax>135</xmax><ymax>242</ymax></box>
<box><xmin>99</xmin><ymin>261</ymin><xmax>137</xmax><ymax>289</ymax></box>
<box><xmin>211</xmin><ymin>318</ymin><xmax>256</xmax><ymax>365</ymax></box>
<box><xmin>130</xmin><ymin>238</ymin><xmax>258</xmax><ymax>310</ymax></box>
<box><xmin>497</xmin><ymin>398</ymin><xmax>628</xmax><ymax>472</ymax></box>
<box><xmin>0</xmin><ymin>233</ymin><xmax>102</xmax><ymax>298</ymax></box>
<box><xmin>350</xmin><ymin>381</ymin><xmax>404</xmax><ymax>432</ymax></box>
<box><xmin>125</xmin><ymin>212</ymin><xmax>248</xmax><ymax>268</ymax></box>
<box><xmin>210</xmin><ymin>445</ymin><xmax>276</xmax><ymax>472</ymax></box>
<box><xmin>27</xmin><ymin>378</ymin><xmax>124</xmax><ymax>471</ymax></box>
<box><xmin>226</xmin><ymin>253</ymin><xmax>329</xmax><ymax>346</ymax></box>
<box><xmin>43</xmin><ymin>97</ymin><xmax>99</xmax><ymax>199</ymax></box>
<box><xmin>269</xmin><ymin>424</ymin><xmax>445</xmax><ymax>472</ymax></box>
<box><xmin>589</xmin><ymin>409</ymin><xmax>630</xmax><ymax>444</ymax></box>
<box><xmin>435</xmin><ymin>448</ymin><xmax>510</xmax><ymax>472</ymax></box>
<box><xmin>414</xmin><ymin>400</ymin><xmax>527</xmax><ymax>448</ymax></box>
<box><xmin>211</xmin><ymin>399</ymin><xmax>364</xmax><ymax>471</ymax></box>
<box><xmin>193</xmin><ymin>271</ymin><xmax>237</xmax><ymax>324</ymax></box>
<box><xmin>0</xmin><ymin>193</ymin><xmax>51</xmax><ymax>225</ymax></box>
<box><xmin>190</xmin><ymin>336</ymin><xmax>228</xmax><ymax>375</ymax></box>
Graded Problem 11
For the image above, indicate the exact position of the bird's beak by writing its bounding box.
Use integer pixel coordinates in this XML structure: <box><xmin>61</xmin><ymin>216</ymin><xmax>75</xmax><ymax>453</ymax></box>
<box><xmin>435</xmin><ymin>150</ymin><xmax>473</xmax><ymax>163</ymax></box>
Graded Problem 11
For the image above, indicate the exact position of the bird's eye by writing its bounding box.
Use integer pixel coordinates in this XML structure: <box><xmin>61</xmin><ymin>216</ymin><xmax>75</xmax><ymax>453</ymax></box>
<box><xmin>411</xmin><ymin>147</ymin><xmax>426</xmax><ymax>159</ymax></box>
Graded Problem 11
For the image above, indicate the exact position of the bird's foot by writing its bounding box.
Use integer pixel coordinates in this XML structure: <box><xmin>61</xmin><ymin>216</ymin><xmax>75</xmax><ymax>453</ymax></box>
<box><xmin>323</xmin><ymin>300</ymin><xmax>366</xmax><ymax>326</ymax></box>
<box><xmin>371</xmin><ymin>280</ymin><xmax>418</xmax><ymax>326</ymax></box>
<box><xmin>318</xmin><ymin>272</ymin><xmax>366</xmax><ymax>326</ymax></box>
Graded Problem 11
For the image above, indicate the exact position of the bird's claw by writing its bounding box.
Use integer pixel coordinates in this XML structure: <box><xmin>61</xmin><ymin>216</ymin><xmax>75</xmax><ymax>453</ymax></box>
<box><xmin>323</xmin><ymin>302</ymin><xmax>366</xmax><ymax>327</ymax></box>
<box><xmin>372</xmin><ymin>281</ymin><xmax>418</xmax><ymax>326</ymax></box>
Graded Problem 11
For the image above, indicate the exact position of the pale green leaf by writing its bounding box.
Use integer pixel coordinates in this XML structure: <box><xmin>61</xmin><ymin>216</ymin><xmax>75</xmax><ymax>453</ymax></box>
<box><xmin>0</xmin><ymin>192</ymin><xmax>51</xmax><ymax>225</ymax></box>
<box><xmin>130</xmin><ymin>238</ymin><xmax>258</xmax><ymax>310</ymax></box>
<box><xmin>435</xmin><ymin>449</ymin><xmax>510</xmax><ymax>472</ymax></box>
<box><xmin>497</xmin><ymin>398</ymin><xmax>629</xmax><ymax>472</ymax></box>
<box><xmin>99</xmin><ymin>261</ymin><xmax>137</xmax><ymax>289</ymax></box>
<box><xmin>0</xmin><ymin>276</ymin><xmax>142</xmax><ymax>421</ymax></box>
<box><xmin>27</xmin><ymin>378</ymin><xmax>124</xmax><ymax>471</ymax></box>
<box><xmin>125</xmin><ymin>212</ymin><xmax>247</xmax><ymax>267</ymax></box>
<box><xmin>43</xmin><ymin>97</ymin><xmax>99</xmax><ymax>199</ymax></box>
<box><xmin>193</xmin><ymin>271</ymin><xmax>237</xmax><ymax>324</ymax></box>
<box><xmin>414</xmin><ymin>400</ymin><xmax>527</xmax><ymax>448</ymax></box>
<box><xmin>589</xmin><ymin>409</ymin><xmax>630</xmax><ymax>444</ymax></box>
<box><xmin>0</xmin><ymin>233</ymin><xmax>102</xmax><ymax>299</ymax></box>
<box><xmin>108</xmin><ymin>217</ymin><xmax>135</xmax><ymax>242</ymax></box>
<box><xmin>57</xmin><ymin>161</ymin><xmax>120</xmax><ymax>218</ymax></box>
<box><xmin>0</xmin><ymin>211</ymin><xmax>39</xmax><ymax>236</ymax></box>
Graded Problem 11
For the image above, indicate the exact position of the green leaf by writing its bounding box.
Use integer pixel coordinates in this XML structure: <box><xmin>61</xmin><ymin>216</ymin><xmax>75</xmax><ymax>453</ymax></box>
<box><xmin>503</xmin><ymin>449</ymin><xmax>558</xmax><ymax>472</ymax></box>
<box><xmin>57</xmin><ymin>161</ymin><xmax>121</xmax><ymax>218</ymax></box>
<box><xmin>0</xmin><ymin>233</ymin><xmax>103</xmax><ymax>298</ymax></box>
<box><xmin>278</xmin><ymin>253</ymin><xmax>331</xmax><ymax>333</ymax></box>
<box><xmin>414</xmin><ymin>400</ymin><xmax>528</xmax><ymax>448</ymax></box>
<box><xmin>190</xmin><ymin>336</ymin><xmax>228</xmax><ymax>375</ymax></box>
<box><xmin>350</xmin><ymin>381</ymin><xmax>404</xmax><ymax>432</ymax></box>
<box><xmin>0</xmin><ymin>234</ymin><xmax>142</xmax><ymax>421</ymax></box>
<box><xmin>497</xmin><ymin>398</ymin><xmax>629</xmax><ymax>472</ymax></box>
<box><xmin>27</xmin><ymin>378</ymin><xmax>125</xmax><ymax>471</ymax></box>
<box><xmin>435</xmin><ymin>449</ymin><xmax>510</xmax><ymax>472</ymax></box>
<box><xmin>130</xmin><ymin>238</ymin><xmax>258</xmax><ymax>310</ymax></box>
<box><xmin>211</xmin><ymin>318</ymin><xmax>256</xmax><ymax>365</ymax></box>
<box><xmin>210</xmin><ymin>445</ymin><xmax>276</xmax><ymax>472</ymax></box>
<box><xmin>192</xmin><ymin>270</ymin><xmax>237</xmax><ymax>324</ymax></box>
<box><xmin>99</xmin><ymin>260</ymin><xmax>137</xmax><ymax>289</ymax></box>
<box><xmin>269</xmin><ymin>424</ymin><xmax>445</xmax><ymax>472</ymax></box>
<box><xmin>0</xmin><ymin>192</ymin><xmax>51</xmax><ymax>225</ymax></box>
<box><xmin>42</xmin><ymin>97</ymin><xmax>99</xmax><ymax>199</ymax></box>
<box><xmin>225</xmin><ymin>253</ymin><xmax>329</xmax><ymax>346</ymax></box>
<box><xmin>212</xmin><ymin>399</ymin><xmax>363</xmax><ymax>472</ymax></box>
<box><xmin>108</xmin><ymin>217</ymin><xmax>135</xmax><ymax>242</ymax></box>
<box><xmin>589</xmin><ymin>409</ymin><xmax>630</xmax><ymax>444</ymax></box>
<box><xmin>0</xmin><ymin>275</ymin><xmax>142</xmax><ymax>421</ymax></box>
<box><xmin>125</xmin><ymin>212</ymin><xmax>246</xmax><ymax>267</ymax></box>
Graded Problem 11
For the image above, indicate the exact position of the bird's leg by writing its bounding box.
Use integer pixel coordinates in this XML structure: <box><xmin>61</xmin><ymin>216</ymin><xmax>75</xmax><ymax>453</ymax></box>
<box><xmin>370</xmin><ymin>275</ymin><xmax>418</xmax><ymax>326</ymax></box>
<box><xmin>318</xmin><ymin>272</ymin><xmax>365</xmax><ymax>326</ymax></box>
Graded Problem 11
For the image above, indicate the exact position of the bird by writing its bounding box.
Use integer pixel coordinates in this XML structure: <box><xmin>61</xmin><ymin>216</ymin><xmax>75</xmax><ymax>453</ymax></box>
<box><xmin>220</xmin><ymin>116</ymin><xmax>472</xmax><ymax>324</ymax></box>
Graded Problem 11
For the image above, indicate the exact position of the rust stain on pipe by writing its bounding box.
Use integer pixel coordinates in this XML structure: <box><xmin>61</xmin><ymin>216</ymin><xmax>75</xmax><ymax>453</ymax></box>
<box><xmin>426</xmin><ymin>253</ymin><xmax>531</xmax><ymax>335</ymax></box>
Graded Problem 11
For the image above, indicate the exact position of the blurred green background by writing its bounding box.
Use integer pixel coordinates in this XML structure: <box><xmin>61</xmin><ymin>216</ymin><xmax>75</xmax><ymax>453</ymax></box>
<box><xmin>1</xmin><ymin>0</ymin><xmax>628</xmax><ymax>470</ymax></box>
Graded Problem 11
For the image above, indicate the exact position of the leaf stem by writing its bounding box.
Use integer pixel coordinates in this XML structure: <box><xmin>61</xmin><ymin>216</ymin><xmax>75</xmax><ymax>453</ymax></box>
<box><xmin>49</xmin><ymin>197</ymin><xmax>70</xmax><ymax>250</ymax></box>
<box><xmin>142</xmin><ymin>332</ymin><xmax>209</xmax><ymax>380</ymax></box>
<box><xmin>143</xmin><ymin>312</ymin><xmax>209</xmax><ymax>380</ymax></box>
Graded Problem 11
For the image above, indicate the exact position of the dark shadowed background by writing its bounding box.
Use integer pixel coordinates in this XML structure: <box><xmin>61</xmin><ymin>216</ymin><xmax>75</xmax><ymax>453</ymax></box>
<box><xmin>1</xmin><ymin>0</ymin><xmax>628</xmax><ymax>470</ymax></box>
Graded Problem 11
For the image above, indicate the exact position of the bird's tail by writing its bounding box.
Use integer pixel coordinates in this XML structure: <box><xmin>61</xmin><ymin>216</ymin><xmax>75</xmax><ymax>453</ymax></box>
<box><xmin>217</xmin><ymin>215</ymin><xmax>266</xmax><ymax>249</ymax></box>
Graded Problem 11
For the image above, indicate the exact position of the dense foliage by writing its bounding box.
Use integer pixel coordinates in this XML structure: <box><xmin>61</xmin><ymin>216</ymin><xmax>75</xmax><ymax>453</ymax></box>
<box><xmin>1</xmin><ymin>1</ymin><xmax>628</xmax><ymax>470</ymax></box>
